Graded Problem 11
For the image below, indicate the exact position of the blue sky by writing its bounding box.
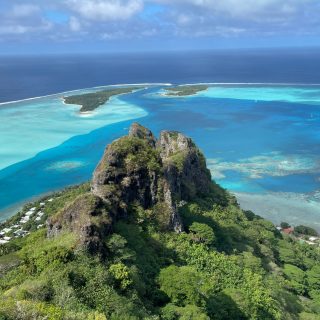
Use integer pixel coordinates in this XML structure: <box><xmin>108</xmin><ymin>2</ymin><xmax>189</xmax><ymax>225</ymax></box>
<box><xmin>0</xmin><ymin>0</ymin><xmax>320</xmax><ymax>54</ymax></box>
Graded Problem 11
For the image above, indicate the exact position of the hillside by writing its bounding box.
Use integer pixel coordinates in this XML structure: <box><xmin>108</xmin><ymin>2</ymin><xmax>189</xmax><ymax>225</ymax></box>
<box><xmin>0</xmin><ymin>123</ymin><xmax>319</xmax><ymax>320</ymax></box>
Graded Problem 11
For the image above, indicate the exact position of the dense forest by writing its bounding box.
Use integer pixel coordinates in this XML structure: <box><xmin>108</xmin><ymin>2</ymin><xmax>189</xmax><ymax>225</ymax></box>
<box><xmin>63</xmin><ymin>87</ymin><xmax>143</xmax><ymax>112</ymax></box>
<box><xmin>0</xmin><ymin>124</ymin><xmax>319</xmax><ymax>320</ymax></box>
<box><xmin>164</xmin><ymin>85</ymin><xmax>208</xmax><ymax>96</ymax></box>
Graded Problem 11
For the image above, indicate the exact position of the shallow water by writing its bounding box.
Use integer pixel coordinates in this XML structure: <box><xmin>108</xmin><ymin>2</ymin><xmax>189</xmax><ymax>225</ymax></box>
<box><xmin>0</xmin><ymin>87</ymin><xmax>147</xmax><ymax>170</ymax></box>
<box><xmin>0</xmin><ymin>84</ymin><xmax>319</xmax><ymax>229</ymax></box>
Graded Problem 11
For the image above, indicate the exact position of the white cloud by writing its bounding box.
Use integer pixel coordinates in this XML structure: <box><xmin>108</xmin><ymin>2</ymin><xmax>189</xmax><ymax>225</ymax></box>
<box><xmin>157</xmin><ymin>0</ymin><xmax>304</xmax><ymax>19</ymax></box>
<box><xmin>177</xmin><ymin>14</ymin><xmax>192</xmax><ymax>26</ymax></box>
<box><xmin>0</xmin><ymin>20</ymin><xmax>52</xmax><ymax>36</ymax></box>
<box><xmin>68</xmin><ymin>0</ymin><xmax>143</xmax><ymax>21</ymax></box>
<box><xmin>0</xmin><ymin>25</ymin><xmax>30</xmax><ymax>35</ymax></box>
<box><xmin>11</xmin><ymin>4</ymin><xmax>40</xmax><ymax>17</ymax></box>
<box><xmin>69</xmin><ymin>16</ymin><xmax>81</xmax><ymax>31</ymax></box>
<box><xmin>0</xmin><ymin>0</ymin><xmax>319</xmax><ymax>43</ymax></box>
<box><xmin>0</xmin><ymin>3</ymin><xmax>52</xmax><ymax>37</ymax></box>
<box><xmin>153</xmin><ymin>0</ymin><xmax>320</xmax><ymax>38</ymax></box>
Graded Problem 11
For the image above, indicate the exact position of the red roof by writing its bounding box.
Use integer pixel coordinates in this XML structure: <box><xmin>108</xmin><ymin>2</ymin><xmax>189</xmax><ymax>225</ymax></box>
<box><xmin>282</xmin><ymin>227</ymin><xmax>294</xmax><ymax>234</ymax></box>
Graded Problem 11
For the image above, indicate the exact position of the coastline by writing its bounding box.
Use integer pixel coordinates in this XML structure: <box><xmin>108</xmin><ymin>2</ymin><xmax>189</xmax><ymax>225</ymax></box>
<box><xmin>0</xmin><ymin>94</ymin><xmax>148</xmax><ymax>170</ymax></box>
<box><xmin>235</xmin><ymin>190</ymin><xmax>320</xmax><ymax>232</ymax></box>
<box><xmin>0</xmin><ymin>82</ymin><xmax>172</xmax><ymax>106</ymax></box>
<box><xmin>3</xmin><ymin>81</ymin><xmax>320</xmax><ymax>106</ymax></box>
<box><xmin>159</xmin><ymin>88</ymin><xmax>209</xmax><ymax>98</ymax></box>
<box><xmin>1</xmin><ymin>83</ymin><xmax>319</xmax><ymax>229</ymax></box>
<box><xmin>181</xmin><ymin>82</ymin><xmax>320</xmax><ymax>86</ymax></box>
<box><xmin>62</xmin><ymin>86</ymin><xmax>148</xmax><ymax>114</ymax></box>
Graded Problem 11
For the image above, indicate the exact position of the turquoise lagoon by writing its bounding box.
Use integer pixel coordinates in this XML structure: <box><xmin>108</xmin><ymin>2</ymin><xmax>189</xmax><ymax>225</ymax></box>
<box><xmin>0</xmin><ymin>84</ymin><xmax>319</xmax><ymax>230</ymax></box>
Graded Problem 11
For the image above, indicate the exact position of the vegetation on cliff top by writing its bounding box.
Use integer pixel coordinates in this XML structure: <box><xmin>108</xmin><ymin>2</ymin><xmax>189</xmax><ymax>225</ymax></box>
<box><xmin>0</xmin><ymin>125</ymin><xmax>319</xmax><ymax>320</ymax></box>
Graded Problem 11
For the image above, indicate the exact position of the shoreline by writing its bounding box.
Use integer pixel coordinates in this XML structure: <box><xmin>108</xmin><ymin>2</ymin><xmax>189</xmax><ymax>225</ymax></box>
<box><xmin>62</xmin><ymin>86</ymin><xmax>148</xmax><ymax>114</ymax></box>
<box><xmin>0</xmin><ymin>82</ymin><xmax>172</xmax><ymax>106</ymax></box>
<box><xmin>235</xmin><ymin>190</ymin><xmax>320</xmax><ymax>232</ymax></box>
<box><xmin>181</xmin><ymin>82</ymin><xmax>320</xmax><ymax>86</ymax></box>
<box><xmin>2</xmin><ymin>81</ymin><xmax>320</xmax><ymax>106</ymax></box>
<box><xmin>1</xmin><ymin>83</ymin><xmax>319</xmax><ymax>229</ymax></box>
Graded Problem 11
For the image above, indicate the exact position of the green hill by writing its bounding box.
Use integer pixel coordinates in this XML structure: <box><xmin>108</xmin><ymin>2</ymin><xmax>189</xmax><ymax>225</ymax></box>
<box><xmin>0</xmin><ymin>123</ymin><xmax>319</xmax><ymax>320</ymax></box>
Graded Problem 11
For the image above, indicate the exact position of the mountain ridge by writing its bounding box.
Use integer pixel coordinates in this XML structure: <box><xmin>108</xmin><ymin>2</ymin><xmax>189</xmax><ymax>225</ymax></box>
<box><xmin>47</xmin><ymin>123</ymin><xmax>226</xmax><ymax>254</ymax></box>
<box><xmin>0</xmin><ymin>123</ymin><xmax>319</xmax><ymax>320</ymax></box>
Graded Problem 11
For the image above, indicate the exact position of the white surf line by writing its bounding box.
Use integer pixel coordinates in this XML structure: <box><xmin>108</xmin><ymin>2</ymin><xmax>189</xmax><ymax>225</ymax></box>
<box><xmin>91</xmin><ymin>83</ymin><xmax>172</xmax><ymax>89</ymax></box>
<box><xmin>2</xmin><ymin>81</ymin><xmax>318</xmax><ymax>106</ymax></box>
<box><xmin>0</xmin><ymin>93</ymin><xmax>63</xmax><ymax>106</ymax></box>
<box><xmin>180</xmin><ymin>82</ymin><xmax>320</xmax><ymax>86</ymax></box>
<box><xmin>0</xmin><ymin>83</ymin><xmax>173</xmax><ymax>106</ymax></box>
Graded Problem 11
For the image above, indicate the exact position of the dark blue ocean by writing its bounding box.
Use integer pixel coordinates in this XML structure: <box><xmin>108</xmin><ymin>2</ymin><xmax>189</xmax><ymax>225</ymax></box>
<box><xmin>1</xmin><ymin>48</ymin><xmax>320</xmax><ymax>229</ymax></box>
<box><xmin>1</xmin><ymin>48</ymin><xmax>320</xmax><ymax>103</ymax></box>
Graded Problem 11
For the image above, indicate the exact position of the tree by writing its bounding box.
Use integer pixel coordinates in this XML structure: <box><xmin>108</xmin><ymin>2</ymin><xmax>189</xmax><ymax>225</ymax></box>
<box><xmin>109</xmin><ymin>263</ymin><xmax>132</xmax><ymax>290</ymax></box>
<box><xmin>299</xmin><ymin>312</ymin><xmax>320</xmax><ymax>320</ymax></box>
<box><xmin>307</xmin><ymin>265</ymin><xmax>320</xmax><ymax>292</ymax></box>
<box><xmin>207</xmin><ymin>291</ymin><xmax>247</xmax><ymax>320</ymax></box>
<box><xmin>280</xmin><ymin>222</ymin><xmax>291</xmax><ymax>229</ymax></box>
<box><xmin>189</xmin><ymin>222</ymin><xmax>215</xmax><ymax>245</ymax></box>
<box><xmin>162</xmin><ymin>304</ymin><xmax>209</xmax><ymax>320</ymax></box>
<box><xmin>159</xmin><ymin>266</ymin><xmax>204</xmax><ymax>306</ymax></box>
<box><xmin>283</xmin><ymin>264</ymin><xmax>306</xmax><ymax>295</ymax></box>
<box><xmin>278</xmin><ymin>240</ymin><xmax>301</xmax><ymax>266</ymax></box>
<box><xmin>294</xmin><ymin>226</ymin><xmax>318</xmax><ymax>237</ymax></box>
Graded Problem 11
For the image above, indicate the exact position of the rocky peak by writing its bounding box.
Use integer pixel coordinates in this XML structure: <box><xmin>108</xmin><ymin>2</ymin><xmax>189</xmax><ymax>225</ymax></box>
<box><xmin>48</xmin><ymin>123</ymin><xmax>215</xmax><ymax>252</ymax></box>
<box><xmin>157</xmin><ymin>130</ymin><xmax>194</xmax><ymax>158</ymax></box>
<box><xmin>129</xmin><ymin>122</ymin><xmax>156</xmax><ymax>148</ymax></box>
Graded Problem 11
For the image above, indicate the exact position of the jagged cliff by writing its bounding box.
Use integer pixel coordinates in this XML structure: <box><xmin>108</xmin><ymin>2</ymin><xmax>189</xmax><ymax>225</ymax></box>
<box><xmin>47</xmin><ymin>123</ymin><xmax>218</xmax><ymax>252</ymax></box>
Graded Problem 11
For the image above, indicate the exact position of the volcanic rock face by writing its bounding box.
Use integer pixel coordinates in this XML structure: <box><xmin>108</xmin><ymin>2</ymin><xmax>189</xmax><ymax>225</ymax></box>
<box><xmin>129</xmin><ymin>122</ymin><xmax>156</xmax><ymax>148</ymax></box>
<box><xmin>158</xmin><ymin>130</ymin><xmax>212</xmax><ymax>201</ymax></box>
<box><xmin>47</xmin><ymin>193</ymin><xmax>112</xmax><ymax>254</ymax></box>
<box><xmin>48</xmin><ymin>123</ymin><xmax>213</xmax><ymax>252</ymax></box>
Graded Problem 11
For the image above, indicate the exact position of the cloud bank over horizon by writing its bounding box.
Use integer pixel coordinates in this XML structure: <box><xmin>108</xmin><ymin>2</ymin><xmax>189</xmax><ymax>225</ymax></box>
<box><xmin>0</xmin><ymin>0</ymin><xmax>319</xmax><ymax>52</ymax></box>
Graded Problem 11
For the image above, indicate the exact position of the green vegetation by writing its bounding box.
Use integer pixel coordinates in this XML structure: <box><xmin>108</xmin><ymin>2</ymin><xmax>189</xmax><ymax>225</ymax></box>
<box><xmin>63</xmin><ymin>86</ymin><xmax>143</xmax><ymax>112</ymax></box>
<box><xmin>112</xmin><ymin>136</ymin><xmax>162</xmax><ymax>173</ymax></box>
<box><xmin>294</xmin><ymin>225</ymin><xmax>318</xmax><ymax>237</ymax></box>
<box><xmin>0</xmin><ymin>185</ymin><xmax>320</xmax><ymax>319</ymax></box>
<box><xmin>168</xmin><ymin>151</ymin><xmax>187</xmax><ymax>172</ymax></box>
<box><xmin>165</xmin><ymin>85</ymin><xmax>208</xmax><ymax>96</ymax></box>
<box><xmin>0</xmin><ymin>127</ymin><xmax>320</xmax><ymax>319</ymax></box>
<box><xmin>280</xmin><ymin>222</ymin><xmax>291</xmax><ymax>229</ymax></box>
<box><xmin>189</xmin><ymin>222</ymin><xmax>215</xmax><ymax>245</ymax></box>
